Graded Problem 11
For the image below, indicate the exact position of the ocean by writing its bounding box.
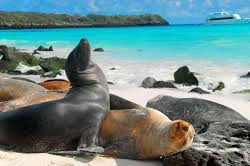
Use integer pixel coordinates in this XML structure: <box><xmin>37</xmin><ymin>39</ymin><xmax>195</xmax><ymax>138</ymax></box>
<box><xmin>1</xmin><ymin>24</ymin><xmax>250</xmax><ymax>93</ymax></box>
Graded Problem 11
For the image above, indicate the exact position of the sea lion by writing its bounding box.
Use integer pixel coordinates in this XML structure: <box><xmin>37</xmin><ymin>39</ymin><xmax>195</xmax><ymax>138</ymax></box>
<box><xmin>0</xmin><ymin>91</ymin><xmax>66</xmax><ymax>112</ymax></box>
<box><xmin>0</xmin><ymin>39</ymin><xmax>110</xmax><ymax>153</ymax></box>
<box><xmin>39</xmin><ymin>79</ymin><xmax>71</xmax><ymax>90</ymax></box>
<box><xmin>0</xmin><ymin>78</ymin><xmax>46</xmax><ymax>102</ymax></box>
<box><xmin>52</xmin><ymin>94</ymin><xmax>195</xmax><ymax>159</ymax></box>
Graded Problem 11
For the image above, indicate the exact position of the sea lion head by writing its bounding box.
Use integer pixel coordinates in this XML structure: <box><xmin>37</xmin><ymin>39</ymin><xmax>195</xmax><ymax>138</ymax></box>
<box><xmin>163</xmin><ymin>120</ymin><xmax>195</xmax><ymax>156</ymax></box>
<box><xmin>66</xmin><ymin>38</ymin><xmax>103</xmax><ymax>87</ymax></box>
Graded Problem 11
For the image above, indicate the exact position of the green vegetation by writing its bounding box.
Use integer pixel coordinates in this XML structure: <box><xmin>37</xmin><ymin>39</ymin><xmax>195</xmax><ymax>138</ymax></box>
<box><xmin>0</xmin><ymin>11</ymin><xmax>168</xmax><ymax>29</ymax></box>
<box><xmin>39</xmin><ymin>57</ymin><xmax>66</xmax><ymax>72</ymax></box>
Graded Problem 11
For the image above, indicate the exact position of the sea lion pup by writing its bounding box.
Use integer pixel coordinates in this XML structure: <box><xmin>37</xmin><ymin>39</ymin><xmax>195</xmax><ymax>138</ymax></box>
<box><xmin>99</xmin><ymin>94</ymin><xmax>195</xmax><ymax>159</ymax></box>
<box><xmin>0</xmin><ymin>39</ymin><xmax>110</xmax><ymax>153</ymax></box>
<box><xmin>0</xmin><ymin>78</ymin><xmax>46</xmax><ymax>102</ymax></box>
<box><xmin>38</xmin><ymin>79</ymin><xmax>71</xmax><ymax>91</ymax></box>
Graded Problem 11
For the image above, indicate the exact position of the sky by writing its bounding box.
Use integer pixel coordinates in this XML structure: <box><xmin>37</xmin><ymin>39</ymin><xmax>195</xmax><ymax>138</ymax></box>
<box><xmin>0</xmin><ymin>0</ymin><xmax>250</xmax><ymax>24</ymax></box>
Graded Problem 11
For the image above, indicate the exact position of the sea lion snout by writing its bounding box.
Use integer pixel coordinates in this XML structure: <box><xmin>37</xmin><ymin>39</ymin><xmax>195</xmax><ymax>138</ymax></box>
<box><xmin>169</xmin><ymin>120</ymin><xmax>195</xmax><ymax>150</ymax></box>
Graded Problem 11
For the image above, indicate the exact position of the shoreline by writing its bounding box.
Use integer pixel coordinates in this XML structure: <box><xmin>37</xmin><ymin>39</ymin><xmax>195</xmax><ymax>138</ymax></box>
<box><xmin>0</xmin><ymin>23</ymin><xmax>169</xmax><ymax>30</ymax></box>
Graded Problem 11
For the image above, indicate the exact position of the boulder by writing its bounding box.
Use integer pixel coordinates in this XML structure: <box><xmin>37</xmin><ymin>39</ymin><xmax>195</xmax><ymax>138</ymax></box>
<box><xmin>0</xmin><ymin>45</ymin><xmax>15</xmax><ymax>61</ymax></box>
<box><xmin>141</xmin><ymin>77</ymin><xmax>157</xmax><ymax>88</ymax></box>
<box><xmin>24</xmin><ymin>69</ymin><xmax>44</xmax><ymax>75</ymax></box>
<box><xmin>152</xmin><ymin>81</ymin><xmax>177</xmax><ymax>89</ymax></box>
<box><xmin>93</xmin><ymin>48</ymin><xmax>104</xmax><ymax>52</ymax></box>
<box><xmin>162</xmin><ymin>122</ymin><xmax>250</xmax><ymax>166</ymax></box>
<box><xmin>213</xmin><ymin>82</ymin><xmax>225</xmax><ymax>92</ymax></box>
<box><xmin>146</xmin><ymin>95</ymin><xmax>250</xmax><ymax>166</ymax></box>
<box><xmin>32</xmin><ymin>50</ymin><xmax>40</xmax><ymax>55</ymax></box>
<box><xmin>189</xmin><ymin>87</ymin><xmax>210</xmax><ymax>94</ymax></box>
<box><xmin>39</xmin><ymin>57</ymin><xmax>66</xmax><ymax>72</ymax></box>
<box><xmin>240</xmin><ymin>71</ymin><xmax>250</xmax><ymax>78</ymax></box>
<box><xmin>174</xmin><ymin>66</ymin><xmax>199</xmax><ymax>86</ymax></box>
<box><xmin>37</xmin><ymin>45</ymin><xmax>53</xmax><ymax>51</ymax></box>
<box><xmin>109</xmin><ymin>67</ymin><xmax>116</xmax><ymax>70</ymax></box>
<box><xmin>146</xmin><ymin>95</ymin><xmax>248</xmax><ymax>132</ymax></box>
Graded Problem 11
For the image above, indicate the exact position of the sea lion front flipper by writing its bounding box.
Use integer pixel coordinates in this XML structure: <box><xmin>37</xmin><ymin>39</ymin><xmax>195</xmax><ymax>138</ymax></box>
<box><xmin>77</xmin><ymin>146</ymin><xmax>104</xmax><ymax>154</ymax></box>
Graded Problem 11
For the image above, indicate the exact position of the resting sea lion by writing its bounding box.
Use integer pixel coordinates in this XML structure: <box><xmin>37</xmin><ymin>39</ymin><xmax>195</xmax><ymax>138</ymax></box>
<box><xmin>38</xmin><ymin>79</ymin><xmax>71</xmax><ymax>90</ymax></box>
<box><xmin>0</xmin><ymin>78</ymin><xmax>46</xmax><ymax>102</ymax></box>
<box><xmin>0</xmin><ymin>39</ymin><xmax>110</xmax><ymax>153</ymax></box>
<box><xmin>0</xmin><ymin>91</ymin><xmax>66</xmax><ymax>112</ymax></box>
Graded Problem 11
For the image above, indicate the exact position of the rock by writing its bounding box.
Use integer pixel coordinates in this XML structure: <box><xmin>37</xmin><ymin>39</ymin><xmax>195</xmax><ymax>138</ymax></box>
<box><xmin>163</xmin><ymin>122</ymin><xmax>250</xmax><ymax>166</ymax></box>
<box><xmin>110</xmin><ymin>67</ymin><xmax>116</xmax><ymax>70</ymax></box>
<box><xmin>0</xmin><ymin>45</ymin><xmax>15</xmax><ymax>61</ymax></box>
<box><xmin>189</xmin><ymin>87</ymin><xmax>210</xmax><ymax>94</ymax></box>
<box><xmin>24</xmin><ymin>69</ymin><xmax>44</xmax><ymax>75</ymax></box>
<box><xmin>240</xmin><ymin>72</ymin><xmax>250</xmax><ymax>78</ymax></box>
<box><xmin>141</xmin><ymin>77</ymin><xmax>157</xmax><ymax>88</ymax></box>
<box><xmin>108</xmin><ymin>81</ymin><xmax>114</xmax><ymax>85</ymax></box>
<box><xmin>37</xmin><ymin>46</ymin><xmax>53</xmax><ymax>51</ymax></box>
<box><xmin>146</xmin><ymin>95</ymin><xmax>248</xmax><ymax>132</ymax></box>
<box><xmin>147</xmin><ymin>95</ymin><xmax>250</xmax><ymax>166</ymax></box>
<box><xmin>93</xmin><ymin>48</ymin><xmax>104</xmax><ymax>52</ymax></box>
<box><xmin>233</xmin><ymin>89</ymin><xmax>250</xmax><ymax>94</ymax></box>
<box><xmin>32</xmin><ymin>50</ymin><xmax>40</xmax><ymax>55</ymax></box>
<box><xmin>174</xmin><ymin>66</ymin><xmax>199</xmax><ymax>86</ymax></box>
<box><xmin>48</xmin><ymin>46</ymin><xmax>53</xmax><ymax>51</ymax></box>
<box><xmin>213</xmin><ymin>82</ymin><xmax>225</xmax><ymax>92</ymax></box>
<box><xmin>152</xmin><ymin>81</ymin><xmax>177</xmax><ymax>89</ymax></box>
<box><xmin>41</xmin><ymin>71</ymin><xmax>62</xmax><ymax>78</ymax></box>
<box><xmin>39</xmin><ymin>57</ymin><xmax>66</xmax><ymax>72</ymax></box>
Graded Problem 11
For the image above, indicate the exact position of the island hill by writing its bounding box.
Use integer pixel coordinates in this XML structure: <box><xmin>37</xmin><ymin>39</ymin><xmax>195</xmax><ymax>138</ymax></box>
<box><xmin>0</xmin><ymin>11</ymin><xmax>169</xmax><ymax>29</ymax></box>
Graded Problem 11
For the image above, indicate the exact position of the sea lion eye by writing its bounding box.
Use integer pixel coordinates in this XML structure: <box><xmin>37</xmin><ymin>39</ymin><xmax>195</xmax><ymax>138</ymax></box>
<box><xmin>183</xmin><ymin>126</ymin><xmax>189</xmax><ymax>131</ymax></box>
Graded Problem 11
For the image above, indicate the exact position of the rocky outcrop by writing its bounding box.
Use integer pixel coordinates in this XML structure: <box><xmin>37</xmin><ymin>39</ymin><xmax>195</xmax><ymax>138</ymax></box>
<box><xmin>174</xmin><ymin>66</ymin><xmax>199</xmax><ymax>86</ymax></box>
<box><xmin>152</xmin><ymin>81</ymin><xmax>177</xmax><ymax>89</ymax></box>
<box><xmin>39</xmin><ymin>57</ymin><xmax>66</xmax><ymax>72</ymax></box>
<box><xmin>146</xmin><ymin>95</ymin><xmax>249</xmax><ymax>166</ymax></box>
<box><xmin>37</xmin><ymin>45</ymin><xmax>53</xmax><ymax>51</ymax></box>
<box><xmin>141</xmin><ymin>77</ymin><xmax>157</xmax><ymax>88</ymax></box>
<box><xmin>93</xmin><ymin>48</ymin><xmax>104</xmax><ymax>52</ymax></box>
<box><xmin>189</xmin><ymin>87</ymin><xmax>210</xmax><ymax>94</ymax></box>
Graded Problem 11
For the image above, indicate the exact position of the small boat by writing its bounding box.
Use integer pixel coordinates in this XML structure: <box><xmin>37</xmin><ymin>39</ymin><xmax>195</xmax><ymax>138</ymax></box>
<box><xmin>206</xmin><ymin>12</ymin><xmax>250</xmax><ymax>25</ymax></box>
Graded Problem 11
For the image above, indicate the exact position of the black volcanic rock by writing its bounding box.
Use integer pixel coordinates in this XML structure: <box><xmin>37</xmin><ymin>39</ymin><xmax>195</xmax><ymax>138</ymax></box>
<box><xmin>153</xmin><ymin>81</ymin><xmax>177</xmax><ymax>89</ymax></box>
<box><xmin>146</xmin><ymin>95</ymin><xmax>248</xmax><ymax>132</ymax></box>
<box><xmin>174</xmin><ymin>66</ymin><xmax>199</xmax><ymax>86</ymax></box>
<box><xmin>213</xmin><ymin>82</ymin><xmax>225</xmax><ymax>92</ymax></box>
<box><xmin>146</xmin><ymin>95</ymin><xmax>250</xmax><ymax>166</ymax></box>
<box><xmin>141</xmin><ymin>77</ymin><xmax>157</xmax><ymax>88</ymax></box>
<box><xmin>93</xmin><ymin>48</ymin><xmax>104</xmax><ymax>52</ymax></box>
<box><xmin>240</xmin><ymin>71</ymin><xmax>250</xmax><ymax>78</ymax></box>
<box><xmin>37</xmin><ymin>45</ymin><xmax>53</xmax><ymax>51</ymax></box>
<box><xmin>189</xmin><ymin>87</ymin><xmax>210</xmax><ymax>94</ymax></box>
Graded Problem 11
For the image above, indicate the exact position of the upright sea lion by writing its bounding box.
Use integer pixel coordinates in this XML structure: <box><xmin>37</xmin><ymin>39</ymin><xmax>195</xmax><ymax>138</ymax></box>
<box><xmin>0</xmin><ymin>39</ymin><xmax>110</xmax><ymax>153</ymax></box>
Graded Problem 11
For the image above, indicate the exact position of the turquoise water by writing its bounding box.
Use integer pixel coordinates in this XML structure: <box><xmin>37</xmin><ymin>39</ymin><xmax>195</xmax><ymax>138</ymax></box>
<box><xmin>1</xmin><ymin>24</ymin><xmax>250</xmax><ymax>64</ymax></box>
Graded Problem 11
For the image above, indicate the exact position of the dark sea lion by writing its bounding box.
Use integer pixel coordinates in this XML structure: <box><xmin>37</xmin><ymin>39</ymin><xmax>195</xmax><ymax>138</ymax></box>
<box><xmin>0</xmin><ymin>39</ymin><xmax>110</xmax><ymax>153</ymax></box>
<box><xmin>39</xmin><ymin>79</ymin><xmax>71</xmax><ymax>90</ymax></box>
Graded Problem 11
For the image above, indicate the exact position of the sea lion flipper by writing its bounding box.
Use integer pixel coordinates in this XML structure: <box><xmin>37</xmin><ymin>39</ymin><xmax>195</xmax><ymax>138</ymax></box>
<box><xmin>77</xmin><ymin>146</ymin><xmax>104</xmax><ymax>153</ymax></box>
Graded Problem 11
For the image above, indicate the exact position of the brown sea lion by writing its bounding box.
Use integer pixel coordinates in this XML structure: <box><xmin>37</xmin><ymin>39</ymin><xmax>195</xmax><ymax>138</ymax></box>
<box><xmin>0</xmin><ymin>39</ymin><xmax>110</xmax><ymax>154</ymax></box>
<box><xmin>38</xmin><ymin>79</ymin><xmax>71</xmax><ymax>90</ymax></box>
<box><xmin>0</xmin><ymin>91</ymin><xmax>66</xmax><ymax>112</ymax></box>
<box><xmin>0</xmin><ymin>78</ymin><xmax>46</xmax><ymax>102</ymax></box>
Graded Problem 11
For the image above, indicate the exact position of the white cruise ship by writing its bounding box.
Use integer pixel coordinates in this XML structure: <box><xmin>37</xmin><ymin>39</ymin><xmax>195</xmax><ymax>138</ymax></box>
<box><xmin>206</xmin><ymin>12</ymin><xmax>250</xmax><ymax>25</ymax></box>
